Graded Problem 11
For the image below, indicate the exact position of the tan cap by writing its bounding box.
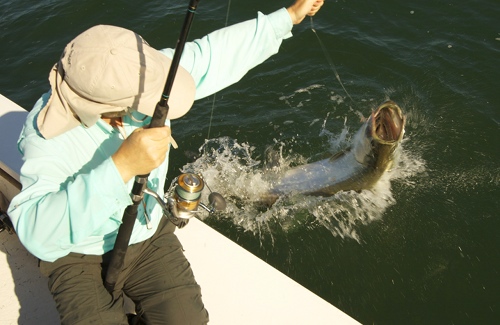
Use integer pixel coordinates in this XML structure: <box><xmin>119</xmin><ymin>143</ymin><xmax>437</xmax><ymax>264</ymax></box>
<box><xmin>37</xmin><ymin>25</ymin><xmax>196</xmax><ymax>139</ymax></box>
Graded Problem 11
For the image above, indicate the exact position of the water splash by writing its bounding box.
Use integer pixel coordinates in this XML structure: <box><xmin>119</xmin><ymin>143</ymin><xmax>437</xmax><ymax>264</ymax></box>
<box><xmin>182</xmin><ymin>121</ymin><xmax>425</xmax><ymax>244</ymax></box>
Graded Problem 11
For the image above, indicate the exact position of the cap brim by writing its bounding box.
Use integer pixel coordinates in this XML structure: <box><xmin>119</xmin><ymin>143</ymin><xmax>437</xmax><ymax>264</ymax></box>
<box><xmin>138</xmin><ymin>53</ymin><xmax>196</xmax><ymax>120</ymax></box>
<box><xmin>37</xmin><ymin>55</ymin><xmax>196</xmax><ymax>139</ymax></box>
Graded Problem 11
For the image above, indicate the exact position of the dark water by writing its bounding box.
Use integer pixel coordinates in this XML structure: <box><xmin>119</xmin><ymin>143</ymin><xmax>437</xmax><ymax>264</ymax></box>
<box><xmin>1</xmin><ymin>0</ymin><xmax>499</xmax><ymax>324</ymax></box>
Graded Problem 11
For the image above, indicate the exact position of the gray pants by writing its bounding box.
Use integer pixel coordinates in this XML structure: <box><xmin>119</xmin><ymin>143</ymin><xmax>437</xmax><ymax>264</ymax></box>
<box><xmin>40</xmin><ymin>218</ymin><xmax>209</xmax><ymax>324</ymax></box>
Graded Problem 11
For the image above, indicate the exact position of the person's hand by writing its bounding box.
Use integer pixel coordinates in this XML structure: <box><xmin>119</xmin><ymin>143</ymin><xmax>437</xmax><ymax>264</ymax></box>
<box><xmin>112</xmin><ymin>126</ymin><xmax>174</xmax><ymax>183</ymax></box>
<box><xmin>287</xmin><ymin>0</ymin><xmax>324</xmax><ymax>25</ymax></box>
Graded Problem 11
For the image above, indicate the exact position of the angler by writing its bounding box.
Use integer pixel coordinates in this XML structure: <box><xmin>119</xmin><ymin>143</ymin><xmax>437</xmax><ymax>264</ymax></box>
<box><xmin>6</xmin><ymin>1</ymin><xmax>326</xmax><ymax>323</ymax></box>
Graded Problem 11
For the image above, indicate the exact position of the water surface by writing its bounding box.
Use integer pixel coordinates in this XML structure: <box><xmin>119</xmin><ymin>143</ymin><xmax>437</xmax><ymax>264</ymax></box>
<box><xmin>1</xmin><ymin>0</ymin><xmax>499</xmax><ymax>323</ymax></box>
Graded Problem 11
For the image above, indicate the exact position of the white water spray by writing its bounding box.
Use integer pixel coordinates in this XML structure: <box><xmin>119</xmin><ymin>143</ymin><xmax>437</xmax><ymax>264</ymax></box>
<box><xmin>181</xmin><ymin>118</ymin><xmax>425</xmax><ymax>243</ymax></box>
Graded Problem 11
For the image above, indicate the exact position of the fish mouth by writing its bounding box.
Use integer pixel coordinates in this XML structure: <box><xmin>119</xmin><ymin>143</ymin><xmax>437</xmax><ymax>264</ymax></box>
<box><xmin>371</xmin><ymin>100</ymin><xmax>405</xmax><ymax>143</ymax></box>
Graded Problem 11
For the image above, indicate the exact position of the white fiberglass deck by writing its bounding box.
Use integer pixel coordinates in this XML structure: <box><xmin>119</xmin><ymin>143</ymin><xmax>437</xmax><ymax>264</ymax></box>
<box><xmin>0</xmin><ymin>94</ymin><xmax>359</xmax><ymax>324</ymax></box>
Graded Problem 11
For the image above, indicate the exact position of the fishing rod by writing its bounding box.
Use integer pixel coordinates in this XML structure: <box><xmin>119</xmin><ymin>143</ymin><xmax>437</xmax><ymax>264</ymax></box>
<box><xmin>104</xmin><ymin>0</ymin><xmax>201</xmax><ymax>294</ymax></box>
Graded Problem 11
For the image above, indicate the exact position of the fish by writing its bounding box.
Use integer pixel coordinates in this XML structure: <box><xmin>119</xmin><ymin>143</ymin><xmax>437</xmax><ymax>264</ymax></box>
<box><xmin>264</xmin><ymin>100</ymin><xmax>405</xmax><ymax>202</ymax></box>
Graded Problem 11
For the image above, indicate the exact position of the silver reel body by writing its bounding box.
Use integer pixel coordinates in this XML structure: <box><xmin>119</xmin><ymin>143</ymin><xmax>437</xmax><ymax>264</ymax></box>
<box><xmin>144</xmin><ymin>173</ymin><xmax>226</xmax><ymax>228</ymax></box>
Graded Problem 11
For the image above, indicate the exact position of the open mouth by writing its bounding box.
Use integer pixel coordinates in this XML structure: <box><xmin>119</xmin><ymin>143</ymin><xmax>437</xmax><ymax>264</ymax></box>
<box><xmin>372</xmin><ymin>100</ymin><xmax>405</xmax><ymax>142</ymax></box>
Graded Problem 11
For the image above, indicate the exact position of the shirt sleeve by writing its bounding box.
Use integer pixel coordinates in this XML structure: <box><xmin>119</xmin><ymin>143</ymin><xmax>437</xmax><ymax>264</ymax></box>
<box><xmin>7</xmin><ymin>96</ymin><xmax>132</xmax><ymax>262</ymax></box>
<box><xmin>160</xmin><ymin>8</ymin><xmax>293</xmax><ymax>100</ymax></box>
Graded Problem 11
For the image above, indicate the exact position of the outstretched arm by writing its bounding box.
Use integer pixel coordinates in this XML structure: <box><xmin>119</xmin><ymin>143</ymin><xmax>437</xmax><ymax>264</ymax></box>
<box><xmin>167</xmin><ymin>1</ymin><xmax>325</xmax><ymax>100</ymax></box>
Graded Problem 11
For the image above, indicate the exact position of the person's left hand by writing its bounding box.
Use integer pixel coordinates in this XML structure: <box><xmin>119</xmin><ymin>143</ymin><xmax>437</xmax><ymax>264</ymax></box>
<box><xmin>287</xmin><ymin>0</ymin><xmax>325</xmax><ymax>25</ymax></box>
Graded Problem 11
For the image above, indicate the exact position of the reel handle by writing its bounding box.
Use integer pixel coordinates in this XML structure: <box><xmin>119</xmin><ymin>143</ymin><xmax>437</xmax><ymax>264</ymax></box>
<box><xmin>208</xmin><ymin>192</ymin><xmax>226</xmax><ymax>211</ymax></box>
<box><xmin>198</xmin><ymin>192</ymin><xmax>226</xmax><ymax>214</ymax></box>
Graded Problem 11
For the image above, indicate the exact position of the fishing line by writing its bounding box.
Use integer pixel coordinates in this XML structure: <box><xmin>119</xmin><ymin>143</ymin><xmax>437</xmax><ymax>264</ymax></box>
<box><xmin>310</xmin><ymin>17</ymin><xmax>354</xmax><ymax>102</ymax></box>
<box><xmin>206</xmin><ymin>0</ymin><xmax>232</xmax><ymax>140</ymax></box>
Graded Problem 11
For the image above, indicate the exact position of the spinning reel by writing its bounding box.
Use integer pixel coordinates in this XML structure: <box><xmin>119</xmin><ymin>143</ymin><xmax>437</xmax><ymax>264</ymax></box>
<box><xmin>143</xmin><ymin>173</ymin><xmax>226</xmax><ymax>228</ymax></box>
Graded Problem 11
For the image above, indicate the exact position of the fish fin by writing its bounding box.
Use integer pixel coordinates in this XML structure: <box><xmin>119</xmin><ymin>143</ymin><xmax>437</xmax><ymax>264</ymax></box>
<box><xmin>310</xmin><ymin>151</ymin><xmax>333</xmax><ymax>161</ymax></box>
<box><xmin>329</xmin><ymin>147</ymin><xmax>351</xmax><ymax>162</ymax></box>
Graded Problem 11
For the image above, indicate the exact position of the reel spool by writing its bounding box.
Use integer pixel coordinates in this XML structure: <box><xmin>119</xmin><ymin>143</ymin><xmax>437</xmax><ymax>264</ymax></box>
<box><xmin>167</xmin><ymin>172</ymin><xmax>226</xmax><ymax>222</ymax></box>
<box><xmin>171</xmin><ymin>173</ymin><xmax>204</xmax><ymax>219</ymax></box>
<box><xmin>144</xmin><ymin>172</ymin><xmax>226</xmax><ymax>229</ymax></box>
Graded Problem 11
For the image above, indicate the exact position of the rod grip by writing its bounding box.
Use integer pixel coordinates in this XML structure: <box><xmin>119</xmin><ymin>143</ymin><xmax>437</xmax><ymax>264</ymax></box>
<box><xmin>104</xmin><ymin>204</ymin><xmax>139</xmax><ymax>293</ymax></box>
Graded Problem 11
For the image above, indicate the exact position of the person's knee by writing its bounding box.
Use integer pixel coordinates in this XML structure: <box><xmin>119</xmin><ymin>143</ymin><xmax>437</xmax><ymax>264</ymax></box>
<box><xmin>138</xmin><ymin>284</ymin><xmax>209</xmax><ymax>324</ymax></box>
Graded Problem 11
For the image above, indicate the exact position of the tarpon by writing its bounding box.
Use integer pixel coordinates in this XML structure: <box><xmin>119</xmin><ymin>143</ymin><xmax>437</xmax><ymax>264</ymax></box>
<box><xmin>265</xmin><ymin>100</ymin><xmax>405</xmax><ymax>202</ymax></box>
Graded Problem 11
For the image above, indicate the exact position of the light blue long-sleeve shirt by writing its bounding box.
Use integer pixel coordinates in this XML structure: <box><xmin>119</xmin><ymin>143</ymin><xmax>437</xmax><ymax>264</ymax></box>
<box><xmin>8</xmin><ymin>8</ymin><xmax>293</xmax><ymax>262</ymax></box>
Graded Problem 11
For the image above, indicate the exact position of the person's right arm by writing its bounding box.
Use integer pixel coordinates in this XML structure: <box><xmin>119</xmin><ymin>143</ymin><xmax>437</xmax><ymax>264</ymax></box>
<box><xmin>160</xmin><ymin>1</ymin><xmax>324</xmax><ymax>100</ymax></box>
<box><xmin>161</xmin><ymin>7</ymin><xmax>293</xmax><ymax>100</ymax></box>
